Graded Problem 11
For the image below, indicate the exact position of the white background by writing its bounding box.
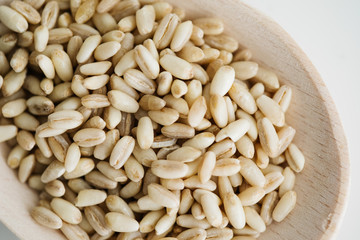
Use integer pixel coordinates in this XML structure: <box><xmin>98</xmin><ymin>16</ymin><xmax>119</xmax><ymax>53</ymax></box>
<box><xmin>1</xmin><ymin>0</ymin><xmax>360</xmax><ymax>239</ymax></box>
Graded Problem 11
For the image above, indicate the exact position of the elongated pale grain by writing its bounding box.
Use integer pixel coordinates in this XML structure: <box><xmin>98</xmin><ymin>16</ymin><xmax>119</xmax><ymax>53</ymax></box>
<box><xmin>171</xmin><ymin>21</ymin><xmax>193</xmax><ymax>52</ymax></box>
<box><xmin>239</xmin><ymin>157</ymin><xmax>266</xmax><ymax>187</ymax></box>
<box><xmin>139</xmin><ymin>95</ymin><xmax>166</xmax><ymax>111</ymax></box>
<box><xmin>106</xmin><ymin>195</ymin><xmax>134</xmax><ymax>218</ymax></box>
<box><xmin>215</xmin><ymin>119</ymin><xmax>250</xmax><ymax>142</ymax></box>
<box><xmin>73</xmin><ymin>128</ymin><xmax>106</xmax><ymax>147</ymax></box>
<box><xmin>51</xmin><ymin>198</ymin><xmax>82</xmax><ymax>224</ymax></box>
<box><xmin>136</xmin><ymin>5</ymin><xmax>155</xmax><ymax>36</ymax></box>
<box><xmin>18</xmin><ymin>154</ymin><xmax>36</xmax><ymax>183</ymax></box>
<box><xmin>110</xmin><ymin>136</ymin><xmax>135</xmax><ymax>169</ymax></box>
<box><xmin>285</xmin><ymin>144</ymin><xmax>305</xmax><ymax>173</ymax></box>
<box><xmin>230</xmin><ymin>61</ymin><xmax>258</xmax><ymax>81</ymax></box>
<box><xmin>210</xmin><ymin>94</ymin><xmax>228</xmax><ymax>128</ymax></box>
<box><xmin>105</xmin><ymin>212</ymin><xmax>139</xmax><ymax>232</ymax></box>
<box><xmin>60</xmin><ymin>222</ymin><xmax>90</xmax><ymax>240</ymax></box>
<box><xmin>75</xmin><ymin>0</ymin><xmax>98</xmax><ymax>24</ymax></box>
<box><xmin>114</xmin><ymin>49</ymin><xmax>137</xmax><ymax>76</ymax></box>
<box><xmin>76</xmin><ymin>34</ymin><xmax>102</xmax><ymax>63</ymax></box>
<box><xmin>64</xmin><ymin>158</ymin><xmax>95</xmax><ymax>179</ymax></box>
<box><xmin>272</xmin><ymin>191</ymin><xmax>297</xmax><ymax>222</ymax></box>
<box><xmin>238</xmin><ymin>187</ymin><xmax>265</xmax><ymax>207</ymax></box>
<box><xmin>253</xmin><ymin>67</ymin><xmax>279</xmax><ymax>91</ymax></box>
<box><xmin>167</xmin><ymin>146</ymin><xmax>202</xmax><ymax>162</ymax></box>
<box><xmin>229</xmin><ymin>82</ymin><xmax>257</xmax><ymax>115</ymax></box>
<box><xmin>81</xmin><ymin>94</ymin><xmax>110</xmax><ymax>109</ymax></box>
<box><xmin>153</xmin><ymin>13</ymin><xmax>179</xmax><ymax>49</ymax></box>
<box><xmin>75</xmin><ymin>189</ymin><xmax>107</xmax><ymax>207</ymax></box>
<box><xmin>204</xmin><ymin>34</ymin><xmax>239</xmax><ymax>52</ymax></box>
<box><xmin>193</xmin><ymin>17</ymin><xmax>224</xmax><ymax>35</ymax></box>
<box><xmin>134</xmin><ymin>44</ymin><xmax>160</xmax><ymax>79</ymax></box>
<box><xmin>41</xmin><ymin>160</ymin><xmax>66</xmax><ymax>183</ymax></box>
<box><xmin>84</xmin><ymin>205</ymin><xmax>112</xmax><ymax>236</ymax></box>
<box><xmin>124</xmin><ymin>69</ymin><xmax>156</xmax><ymax>95</ymax></box>
<box><xmin>36</xmin><ymin>55</ymin><xmax>55</xmax><ymax>79</ymax></box>
<box><xmin>31</xmin><ymin>206</ymin><xmax>63</xmax><ymax>229</ymax></box>
<box><xmin>139</xmin><ymin>210</ymin><xmax>165</xmax><ymax>233</ymax></box>
<box><xmin>188</xmin><ymin>96</ymin><xmax>207</xmax><ymax>127</ymax></box>
<box><xmin>94</xmin><ymin>41</ymin><xmax>121</xmax><ymax>61</ymax></box>
<box><xmin>108</xmin><ymin>90</ymin><xmax>139</xmax><ymax>113</ymax></box>
<box><xmin>161</xmin><ymin>123</ymin><xmax>195</xmax><ymax>139</ymax></box>
<box><xmin>80</xmin><ymin>61</ymin><xmax>112</xmax><ymax>75</ymax></box>
<box><xmin>198</xmin><ymin>151</ymin><xmax>216</xmax><ymax>184</ymax></box>
<box><xmin>223</xmin><ymin>192</ymin><xmax>246</xmax><ymax>229</ymax></box>
<box><xmin>2</xmin><ymin>99</ymin><xmax>26</xmax><ymax>118</ymax></box>
<box><xmin>124</xmin><ymin>156</ymin><xmax>144</xmax><ymax>182</ymax></box>
<box><xmin>257</xmin><ymin>117</ymin><xmax>280</xmax><ymax>158</ymax></box>
<box><xmin>213</xmin><ymin>158</ymin><xmax>241</xmax><ymax>176</ymax></box>
<box><xmin>160</xmin><ymin>54</ymin><xmax>193</xmax><ymax>80</ymax></box>
<box><xmin>64</xmin><ymin>143</ymin><xmax>81</xmax><ymax>173</ymax></box>
<box><xmin>183</xmin><ymin>132</ymin><xmax>215</xmax><ymax>150</ymax></box>
<box><xmin>256</xmin><ymin>95</ymin><xmax>285</xmax><ymax>127</ymax></box>
<box><xmin>210</xmin><ymin>66</ymin><xmax>235</xmax><ymax>96</ymax></box>
<box><xmin>148</xmin><ymin>183</ymin><xmax>179</xmax><ymax>208</ymax></box>
<box><xmin>200</xmin><ymin>193</ymin><xmax>222</xmax><ymax>227</ymax></box>
<box><xmin>41</xmin><ymin>1</ymin><xmax>59</xmax><ymax>29</ymax></box>
<box><xmin>0</xmin><ymin>6</ymin><xmax>28</xmax><ymax>33</ymax></box>
<box><xmin>83</xmin><ymin>75</ymin><xmax>110</xmax><ymax>90</ymax></box>
<box><xmin>137</xmin><ymin>117</ymin><xmax>154</xmax><ymax>149</ymax></box>
<box><xmin>244</xmin><ymin>206</ymin><xmax>266</xmax><ymax>233</ymax></box>
<box><xmin>48</xmin><ymin>110</ymin><xmax>83</xmax><ymax>129</ymax></box>
<box><xmin>151</xmin><ymin>160</ymin><xmax>188</xmax><ymax>179</ymax></box>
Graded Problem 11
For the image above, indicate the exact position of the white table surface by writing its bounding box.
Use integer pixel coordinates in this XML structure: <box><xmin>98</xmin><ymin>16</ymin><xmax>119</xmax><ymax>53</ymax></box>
<box><xmin>1</xmin><ymin>0</ymin><xmax>360</xmax><ymax>239</ymax></box>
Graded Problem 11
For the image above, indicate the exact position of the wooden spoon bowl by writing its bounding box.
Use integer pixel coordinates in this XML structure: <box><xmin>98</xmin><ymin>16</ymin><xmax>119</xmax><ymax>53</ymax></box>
<box><xmin>0</xmin><ymin>0</ymin><xmax>349</xmax><ymax>239</ymax></box>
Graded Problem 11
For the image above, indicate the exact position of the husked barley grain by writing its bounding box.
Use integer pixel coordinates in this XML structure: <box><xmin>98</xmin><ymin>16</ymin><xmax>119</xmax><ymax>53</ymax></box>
<box><xmin>285</xmin><ymin>144</ymin><xmax>305</xmax><ymax>173</ymax></box>
<box><xmin>239</xmin><ymin>157</ymin><xmax>266</xmax><ymax>187</ymax></box>
<box><xmin>105</xmin><ymin>212</ymin><xmax>140</xmax><ymax>232</ymax></box>
<box><xmin>230</xmin><ymin>61</ymin><xmax>258</xmax><ymax>81</ymax></box>
<box><xmin>244</xmin><ymin>206</ymin><xmax>266</xmax><ymax>233</ymax></box>
<box><xmin>272</xmin><ymin>191</ymin><xmax>297</xmax><ymax>222</ymax></box>
<box><xmin>75</xmin><ymin>189</ymin><xmax>107</xmax><ymax>207</ymax></box>
<box><xmin>151</xmin><ymin>160</ymin><xmax>188</xmax><ymax>179</ymax></box>
<box><xmin>51</xmin><ymin>198</ymin><xmax>82</xmax><ymax>225</ymax></box>
<box><xmin>238</xmin><ymin>187</ymin><xmax>265</xmax><ymax>207</ymax></box>
<box><xmin>36</xmin><ymin>55</ymin><xmax>55</xmax><ymax>79</ymax></box>
<box><xmin>0</xmin><ymin>6</ymin><xmax>28</xmax><ymax>33</ymax></box>
<box><xmin>253</xmin><ymin>67</ymin><xmax>280</xmax><ymax>91</ymax></box>
<box><xmin>229</xmin><ymin>81</ymin><xmax>257</xmax><ymax>115</ymax></box>
<box><xmin>108</xmin><ymin>90</ymin><xmax>140</xmax><ymax>113</ymax></box>
<box><xmin>63</xmin><ymin>158</ymin><xmax>95</xmax><ymax>179</ymax></box>
<box><xmin>110</xmin><ymin>136</ymin><xmax>135</xmax><ymax>169</ymax></box>
<box><xmin>76</xmin><ymin>35</ymin><xmax>102</xmax><ymax>63</ymax></box>
<box><xmin>193</xmin><ymin>18</ymin><xmax>224</xmax><ymax>35</ymax></box>
<box><xmin>41</xmin><ymin>1</ymin><xmax>59</xmax><ymax>29</ymax></box>
<box><xmin>210</xmin><ymin>66</ymin><xmax>235</xmax><ymax>97</ymax></box>
<box><xmin>171</xmin><ymin>21</ymin><xmax>193</xmax><ymax>52</ymax></box>
<box><xmin>160</xmin><ymin>54</ymin><xmax>193</xmax><ymax>80</ymax></box>
<box><xmin>60</xmin><ymin>222</ymin><xmax>89</xmax><ymax>240</ymax></box>
<box><xmin>84</xmin><ymin>205</ymin><xmax>112</xmax><ymax>236</ymax></box>
<box><xmin>148</xmin><ymin>183</ymin><xmax>179</xmax><ymax>208</ymax></box>
<box><xmin>31</xmin><ymin>206</ymin><xmax>63</xmax><ymax>229</ymax></box>
<box><xmin>18</xmin><ymin>154</ymin><xmax>36</xmax><ymax>183</ymax></box>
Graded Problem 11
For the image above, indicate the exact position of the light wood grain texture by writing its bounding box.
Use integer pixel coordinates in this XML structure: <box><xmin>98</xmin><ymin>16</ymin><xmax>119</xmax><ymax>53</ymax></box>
<box><xmin>0</xmin><ymin>0</ymin><xmax>349</xmax><ymax>239</ymax></box>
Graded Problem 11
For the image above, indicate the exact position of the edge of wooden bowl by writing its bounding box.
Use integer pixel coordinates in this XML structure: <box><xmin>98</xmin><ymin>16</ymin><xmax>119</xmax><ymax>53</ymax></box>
<box><xmin>239</xmin><ymin>3</ymin><xmax>350</xmax><ymax>239</ymax></box>
<box><xmin>230</xmin><ymin>2</ymin><xmax>350</xmax><ymax>239</ymax></box>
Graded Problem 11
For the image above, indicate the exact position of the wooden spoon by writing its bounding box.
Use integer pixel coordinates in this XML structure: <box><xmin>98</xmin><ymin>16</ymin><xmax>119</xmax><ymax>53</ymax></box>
<box><xmin>0</xmin><ymin>0</ymin><xmax>349</xmax><ymax>239</ymax></box>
